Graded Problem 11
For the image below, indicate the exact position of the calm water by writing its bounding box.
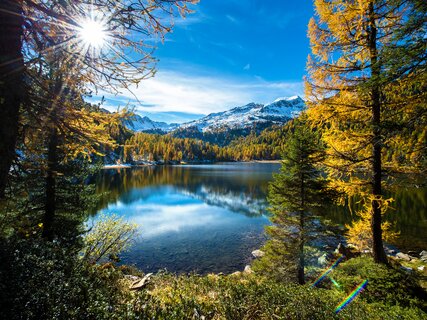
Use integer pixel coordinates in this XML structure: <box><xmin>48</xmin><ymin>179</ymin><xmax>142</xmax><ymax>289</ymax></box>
<box><xmin>94</xmin><ymin>163</ymin><xmax>427</xmax><ymax>274</ymax></box>
<box><xmin>94</xmin><ymin>163</ymin><xmax>275</xmax><ymax>274</ymax></box>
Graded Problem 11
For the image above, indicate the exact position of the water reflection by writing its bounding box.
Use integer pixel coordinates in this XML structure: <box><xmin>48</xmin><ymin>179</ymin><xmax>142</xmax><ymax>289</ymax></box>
<box><xmin>105</xmin><ymin>187</ymin><xmax>239</xmax><ymax>238</ymax></box>
<box><xmin>94</xmin><ymin>163</ymin><xmax>427</xmax><ymax>273</ymax></box>
<box><xmin>94</xmin><ymin>163</ymin><xmax>277</xmax><ymax>273</ymax></box>
<box><xmin>94</xmin><ymin>163</ymin><xmax>274</xmax><ymax>218</ymax></box>
<box><xmin>323</xmin><ymin>184</ymin><xmax>427</xmax><ymax>251</ymax></box>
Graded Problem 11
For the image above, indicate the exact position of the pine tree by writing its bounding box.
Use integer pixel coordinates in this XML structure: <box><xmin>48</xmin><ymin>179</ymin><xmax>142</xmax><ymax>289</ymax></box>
<box><xmin>305</xmin><ymin>0</ymin><xmax>425</xmax><ymax>263</ymax></box>
<box><xmin>254</xmin><ymin>119</ymin><xmax>330</xmax><ymax>284</ymax></box>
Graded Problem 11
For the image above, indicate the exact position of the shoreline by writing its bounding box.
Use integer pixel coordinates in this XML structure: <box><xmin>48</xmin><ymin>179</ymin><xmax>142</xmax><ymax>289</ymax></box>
<box><xmin>102</xmin><ymin>160</ymin><xmax>282</xmax><ymax>169</ymax></box>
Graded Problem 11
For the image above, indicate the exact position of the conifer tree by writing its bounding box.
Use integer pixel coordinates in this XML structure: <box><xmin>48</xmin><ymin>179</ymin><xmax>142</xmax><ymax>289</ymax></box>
<box><xmin>0</xmin><ymin>0</ymin><xmax>197</xmax><ymax>198</ymax></box>
<box><xmin>305</xmin><ymin>0</ymin><xmax>426</xmax><ymax>263</ymax></box>
<box><xmin>254</xmin><ymin>119</ymin><xmax>330</xmax><ymax>284</ymax></box>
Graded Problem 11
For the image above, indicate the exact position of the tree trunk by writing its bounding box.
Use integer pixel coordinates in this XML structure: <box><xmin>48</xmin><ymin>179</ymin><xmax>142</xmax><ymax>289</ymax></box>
<box><xmin>0</xmin><ymin>0</ymin><xmax>25</xmax><ymax>198</ymax></box>
<box><xmin>298</xmin><ymin>151</ymin><xmax>305</xmax><ymax>285</ymax></box>
<box><xmin>298</xmin><ymin>210</ymin><xmax>305</xmax><ymax>285</ymax></box>
<box><xmin>368</xmin><ymin>3</ymin><xmax>388</xmax><ymax>264</ymax></box>
<box><xmin>42</xmin><ymin>129</ymin><xmax>58</xmax><ymax>241</ymax></box>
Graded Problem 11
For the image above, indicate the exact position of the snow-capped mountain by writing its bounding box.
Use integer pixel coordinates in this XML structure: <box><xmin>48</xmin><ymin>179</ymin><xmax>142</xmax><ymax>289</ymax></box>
<box><xmin>126</xmin><ymin>114</ymin><xmax>179</xmax><ymax>133</ymax></box>
<box><xmin>179</xmin><ymin>96</ymin><xmax>305</xmax><ymax>132</ymax></box>
<box><xmin>124</xmin><ymin>96</ymin><xmax>304</xmax><ymax>137</ymax></box>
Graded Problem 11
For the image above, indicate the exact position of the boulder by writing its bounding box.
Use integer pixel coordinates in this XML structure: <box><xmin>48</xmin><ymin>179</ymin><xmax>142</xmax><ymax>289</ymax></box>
<box><xmin>396</xmin><ymin>252</ymin><xmax>412</xmax><ymax>261</ymax></box>
<box><xmin>244</xmin><ymin>265</ymin><xmax>253</xmax><ymax>274</ymax></box>
<box><xmin>231</xmin><ymin>271</ymin><xmax>241</xmax><ymax>276</ymax></box>
<box><xmin>251</xmin><ymin>249</ymin><xmax>265</xmax><ymax>258</ymax></box>
<box><xmin>386</xmin><ymin>248</ymin><xmax>396</xmax><ymax>255</ymax></box>
<box><xmin>420</xmin><ymin>250</ymin><xmax>427</xmax><ymax>258</ymax></box>
<box><xmin>417</xmin><ymin>265</ymin><xmax>425</xmax><ymax>272</ymax></box>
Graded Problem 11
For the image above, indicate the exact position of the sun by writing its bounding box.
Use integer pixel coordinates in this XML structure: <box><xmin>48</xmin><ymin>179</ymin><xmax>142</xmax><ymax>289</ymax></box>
<box><xmin>77</xmin><ymin>18</ymin><xmax>107</xmax><ymax>49</ymax></box>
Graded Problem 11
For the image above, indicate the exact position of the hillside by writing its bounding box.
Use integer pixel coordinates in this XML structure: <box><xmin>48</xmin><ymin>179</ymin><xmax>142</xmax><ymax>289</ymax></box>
<box><xmin>124</xmin><ymin>96</ymin><xmax>305</xmax><ymax>146</ymax></box>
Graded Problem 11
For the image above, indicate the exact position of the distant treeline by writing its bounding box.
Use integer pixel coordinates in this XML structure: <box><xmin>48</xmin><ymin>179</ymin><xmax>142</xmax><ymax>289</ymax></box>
<box><xmin>122</xmin><ymin>122</ymin><xmax>294</xmax><ymax>163</ymax></box>
<box><xmin>121</xmin><ymin>117</ymin><xmax>425</xmax><ymax>167</ymax></box>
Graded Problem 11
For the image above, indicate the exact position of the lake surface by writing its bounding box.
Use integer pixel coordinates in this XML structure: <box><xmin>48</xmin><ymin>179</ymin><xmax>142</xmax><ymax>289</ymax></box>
<box><xmin>94</xmin><ymin>163</ymin><xmax>427</xmax><ymax>274</ymax></box>
<box><xmin>94</xmin><ymin>163</ymin><xmax>275</xmax><ymax>274</ymax></box>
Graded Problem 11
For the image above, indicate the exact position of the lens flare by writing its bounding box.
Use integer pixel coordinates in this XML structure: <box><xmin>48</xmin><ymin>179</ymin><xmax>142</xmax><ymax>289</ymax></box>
<box><xmin>311</xmin><ymin>255</ymin><xmax>344</xmax><ymax>288</ymax></box>
<box><xmin>335</xmin><ymin>280</ymin><xmax>368</xmax><ymax>314</ymax></box>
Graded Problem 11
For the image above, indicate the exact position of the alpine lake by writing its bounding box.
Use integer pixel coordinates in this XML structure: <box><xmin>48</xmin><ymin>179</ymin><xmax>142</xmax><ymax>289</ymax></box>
<box><xmin>93</xmin><ymin>163</ymin><xmax>427</xmax><ymax>274</ymax></box>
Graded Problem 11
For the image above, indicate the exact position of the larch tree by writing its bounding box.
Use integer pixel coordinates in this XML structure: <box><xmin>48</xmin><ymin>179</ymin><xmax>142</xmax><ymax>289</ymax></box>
<box><xmin>381</xmin><ymin>0</ymin><xmax>427</xmax><ymax>171</ymax></box>
<box><xmin>305</xmin><ymin>0</ymin><xmax>426</xmax><ymax>263</ymax></box>
<box><xmin>0</xmin><ymin>0</ymin><xmax>198</xmax><ymax>198</ymax></box>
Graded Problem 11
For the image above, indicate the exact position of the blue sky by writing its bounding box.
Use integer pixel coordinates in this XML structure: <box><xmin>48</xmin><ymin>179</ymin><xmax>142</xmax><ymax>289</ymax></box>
<box><xmin>99</xmin><ymin>1</ymin><xmax>314</xmax><ymax>123</ymax></box>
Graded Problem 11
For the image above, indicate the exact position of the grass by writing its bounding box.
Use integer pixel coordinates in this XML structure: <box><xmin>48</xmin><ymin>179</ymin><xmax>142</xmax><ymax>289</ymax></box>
<box><xmin>112</xmin><ymin>257</ymin><xmax>427</xmax><ymax>319</ymax></box>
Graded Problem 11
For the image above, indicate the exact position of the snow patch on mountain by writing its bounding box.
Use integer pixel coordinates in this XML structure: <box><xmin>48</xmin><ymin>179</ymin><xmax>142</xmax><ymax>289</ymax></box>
<box><xmin>126</xmin><ymin>115</ymin><xmax>179</xmax><ymax>132</ymax></box>
<box><xmin>179</xmin><ymin>96</ymin><xmax>305</xmax><ymax>132</ymax></box>
<box><xmin>124</xmin><ymin>96</ymin><xmax>305</xmax><ymax>134</ymax></box>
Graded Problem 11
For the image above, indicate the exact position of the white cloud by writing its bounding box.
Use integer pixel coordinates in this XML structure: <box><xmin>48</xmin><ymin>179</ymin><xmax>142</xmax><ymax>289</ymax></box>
<box><xmin>243</xmin><ymin>63</ymin><xmax>251</xmax><ymax>71</ymax></box>
<box><xmin>131</xmin><ymin>203</ymin><xmax>226</xmax><ymax>238</ymax></box>
<box><xmin>98</xmin><ymin>202</ymin><xmax>232</xmax><ymax>238</ymax></box>
<box><xmin>97</xmin><ymin>69</ymin><xmax>303</xmax><ymax>116</ymax></box>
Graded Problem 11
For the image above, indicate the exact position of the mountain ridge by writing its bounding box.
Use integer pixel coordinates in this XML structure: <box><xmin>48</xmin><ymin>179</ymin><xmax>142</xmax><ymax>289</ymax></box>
<box><xmin>127</xmin><ymin>96</ymin><xmax>305</xmax><ymax>135</ymax></box>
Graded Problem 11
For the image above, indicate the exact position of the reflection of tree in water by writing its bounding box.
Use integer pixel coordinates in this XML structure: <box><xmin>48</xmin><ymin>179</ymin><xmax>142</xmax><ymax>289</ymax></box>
<box><xmin>93</xmin><ymin>165</ymin><xmax>274</xmax><ymax>217</ymax></box>
<box><xmin>93</xmin><ymin>165</ymin><xmax>427</xmax><ymax>250</ymax></box>
<box><xmin>322</xmin><ymin>184</ymin><xmax>427</xmax><ymax>251</ymax></box>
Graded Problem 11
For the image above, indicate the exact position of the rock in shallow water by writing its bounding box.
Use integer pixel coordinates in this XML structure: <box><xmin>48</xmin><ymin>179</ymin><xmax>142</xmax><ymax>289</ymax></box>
<box><xmin>396</xmin><ymin>252</ymin><xmax>412</xmax><ymax>261</ymax></box>
<box><xmin>251</xmin><ymin>249</ymin><xmax>265</xmax><ymax>258</ymax></box>
<box><xmin>244</xmin><ymin>265</ymin><xmax>253</xmax><ymax>274</ymax></box>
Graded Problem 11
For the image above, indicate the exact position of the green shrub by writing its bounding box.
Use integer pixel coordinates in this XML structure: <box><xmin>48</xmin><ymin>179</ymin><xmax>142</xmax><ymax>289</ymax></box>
<box><xmin>332</xmin><ymin>257</ymin><xmax>427</xmax><ymax>311</ymax></box>
<box><xmin>126</xmin><ymin>273</ymin><xmax>425</xmax><ymax>319</ymax></box>
<box><xmin>0</xmin><ymin>238</ymin><xmax>129</xmax><ymax>320</ymax></box>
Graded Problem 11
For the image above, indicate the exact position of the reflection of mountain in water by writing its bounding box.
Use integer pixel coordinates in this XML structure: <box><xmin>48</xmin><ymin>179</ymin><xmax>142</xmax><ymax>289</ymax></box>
<box><xmin>182</xmin><ymin>185</ymin><xmax>267</xmax><ymax>217</ymax></box>
<box><xmin>94</xmin><ymin>164</ymin><xmax>276</xmax><ymax>218</ymax></box>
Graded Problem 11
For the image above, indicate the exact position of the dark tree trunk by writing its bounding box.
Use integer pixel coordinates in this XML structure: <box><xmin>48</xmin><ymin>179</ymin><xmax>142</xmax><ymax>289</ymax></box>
<box><xmin>298</xmin><ymin>152</ymin><xmax>305</xmax><ymax>285</ymax></box>
<box><xmin>298</xmin><ymin>210</ymin><xmax>305</xmax><ymax>285</ymax></box>
<box><xmin>368</xmin><ymin>3</ymin><xmax>388</xmax><ymax>264</ymax></box>
<box><xmin>42</xmin><ymin>129</ymin><xmax>58</xmax><ymax>241</ymax></box>
<box><xmin>0</xmin><ymin>0</ymin><xmax>25</xmax><ymax>198</ymax></box>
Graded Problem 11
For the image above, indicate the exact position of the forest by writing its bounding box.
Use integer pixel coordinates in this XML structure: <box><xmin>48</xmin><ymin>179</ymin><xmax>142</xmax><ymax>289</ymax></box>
<box><xmin>0</xmin><ymin>0</ymin><xmax>426</xmax><ymax>319</ymax></box>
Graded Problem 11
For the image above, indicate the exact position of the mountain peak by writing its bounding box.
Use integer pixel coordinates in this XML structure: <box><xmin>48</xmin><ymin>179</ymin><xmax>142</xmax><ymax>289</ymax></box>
<box><xmin>178</xmin><ymin>96</ymin><xmax>305</xmax><ymax>134</ymax></box>
<box><xmin>273</xmin><ymin>96</ymin><xmax>303</xmax><ymax>103</ymax></box>
<box><xmin>124</xmin><ymin>96</ymin><xmax>305</xmax><ymax>135</ymax></box>
<box><xmin>126</xmin><ymin>114</ymin><xmax>179</xmax><ymax>133</ymax></box>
